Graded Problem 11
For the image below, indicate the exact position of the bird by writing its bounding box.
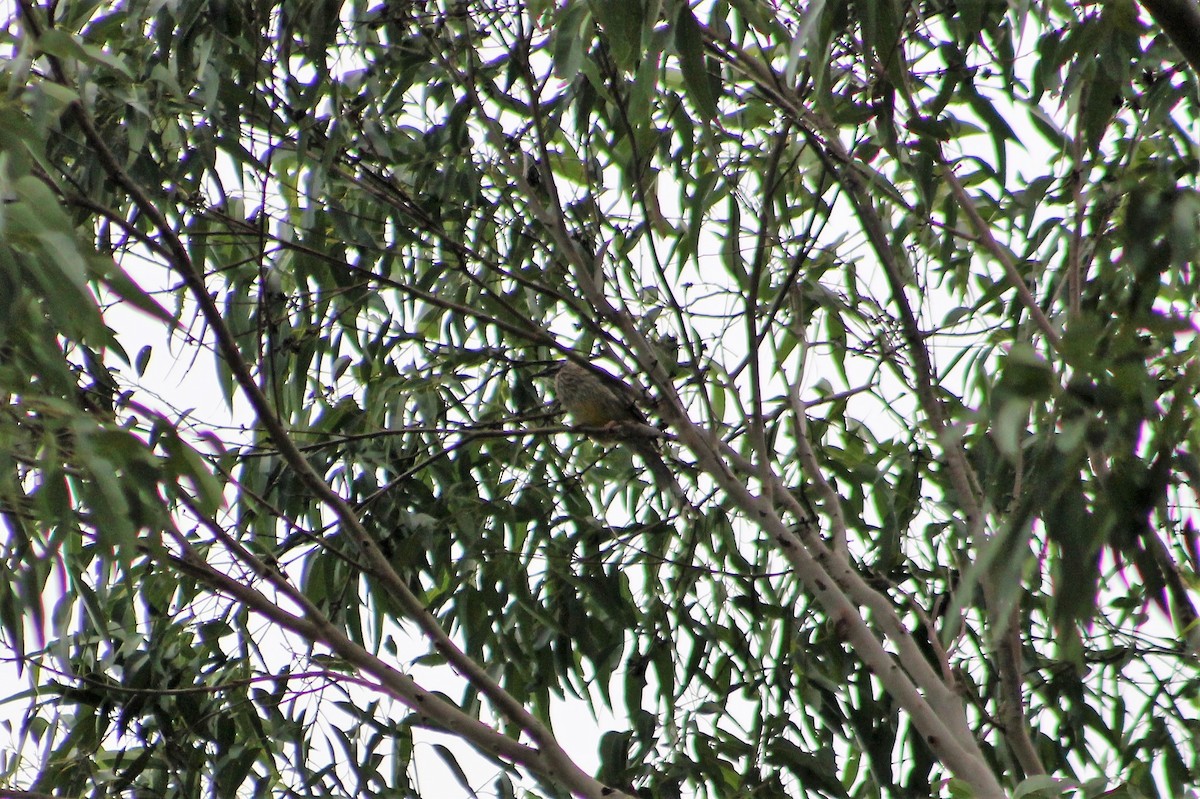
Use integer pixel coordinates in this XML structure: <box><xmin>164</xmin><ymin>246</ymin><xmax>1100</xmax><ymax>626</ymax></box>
<box><xmin>539</xmin><ymin>360</ymin><xmax>690</xmax><ymax>509</ymax></box>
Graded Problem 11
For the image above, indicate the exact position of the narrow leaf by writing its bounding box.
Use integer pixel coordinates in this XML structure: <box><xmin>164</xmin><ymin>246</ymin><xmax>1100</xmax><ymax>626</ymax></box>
<box><xmin>675</xmin><ymin>6</ymin><xmax>717</xmax><ymax>121</ymax></box>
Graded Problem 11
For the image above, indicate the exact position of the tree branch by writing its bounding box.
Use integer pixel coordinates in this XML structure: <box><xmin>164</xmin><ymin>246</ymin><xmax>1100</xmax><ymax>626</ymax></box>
<box><xmin>1138</xmin><ymin>0</ymin><xmax>1200</xmax><ymax>77</ymax></box>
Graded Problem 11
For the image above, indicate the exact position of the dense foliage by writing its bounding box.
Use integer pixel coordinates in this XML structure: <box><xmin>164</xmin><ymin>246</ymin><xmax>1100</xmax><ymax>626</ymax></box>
<box><xmin>1</xmin><ymin>0</ymin><xmax>1199</xmax><ymax>797</ymax></box>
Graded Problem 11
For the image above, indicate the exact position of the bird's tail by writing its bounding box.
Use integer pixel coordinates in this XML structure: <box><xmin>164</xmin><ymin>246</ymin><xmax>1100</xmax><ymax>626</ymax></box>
<box><xmin>633</xmin><ymin>440</ymin><xmax>693</xmax><ymax>515</ymax></box>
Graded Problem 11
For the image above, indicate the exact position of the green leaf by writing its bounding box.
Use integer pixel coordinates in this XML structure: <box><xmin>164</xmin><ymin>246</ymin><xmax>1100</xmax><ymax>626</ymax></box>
<box><xmin>431</xmin><ymin>744</ymin><xmax>480</xmax><ymax>799</ymax></box>
<box><xmin>94</xmin><ymin>256</ymin><xmax>178</xmax><ymax>328</ymax></box>
<box><xmin>1012</xmin><ymin>775</ymin><xmax>1074</xmax><ymax>798</ymax></box>
<box><xmin>592</xmin><ymin>0</ymin><xmax>644</xmax><ymax>72</ymax></box>
<box><xmin>34</xmin><ymin>29</ymin><xmax>85</xmax><ymax>60</ymax></box>
<box><xmin>161</xmin><ymin>429</ymin><xmax>224</xmax><ymax>515</ymax></box>
<box><xmin>73</xmin><ymin>429</ymin><xmax>137</xmax><ymax>564</ymax></box>
<box><xmin>998</xmin><ymin>342</ymin><xmax>1054</xmax><ymax>400</ymax></box>
<box><xmin>674</xmin><ymin>5</ymin><xmax>717</xmax><ymax>121</ymax></box>
<box><xmin>134</xmin><ymin>345</ymin><xmax>152</xmax><ymax>377</ymax></box>
<box><xmin>554</xmin><ymin>3</ymin><xmax>591</xmax><ymax>80</ymax></box>
<box><xmin>860</xmin><ymin>0</ymin><xmax>902</xmax><ymax>81</ymax></box>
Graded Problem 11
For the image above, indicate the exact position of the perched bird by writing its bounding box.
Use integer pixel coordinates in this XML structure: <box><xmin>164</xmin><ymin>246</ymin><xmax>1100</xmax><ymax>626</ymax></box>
<box><xmin>540</xmin><ymin>360</ymin><xmax>689</xmax><ymax>508</ymax></box>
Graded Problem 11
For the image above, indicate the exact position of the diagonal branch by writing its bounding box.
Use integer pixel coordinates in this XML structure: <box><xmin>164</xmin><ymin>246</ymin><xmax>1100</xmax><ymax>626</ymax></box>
<box><xmin>1138</xmin><ymin>0</ymin><xmax>1200</xmax><ymax>76</ymax></box>
<box><xmin>939</xmin><ymin>167</ymin><xmax>1062</xmax><ymax>349</ymax></box>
